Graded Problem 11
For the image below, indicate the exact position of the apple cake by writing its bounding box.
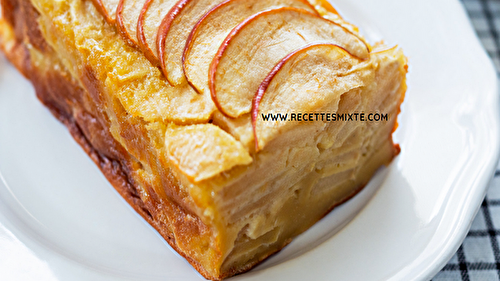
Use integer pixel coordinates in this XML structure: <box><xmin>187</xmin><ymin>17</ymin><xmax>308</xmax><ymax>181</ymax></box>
<box><xmin>0</xmin><ymin>0</ymin><xmax>407</xmax><ymax>279</ymax></box>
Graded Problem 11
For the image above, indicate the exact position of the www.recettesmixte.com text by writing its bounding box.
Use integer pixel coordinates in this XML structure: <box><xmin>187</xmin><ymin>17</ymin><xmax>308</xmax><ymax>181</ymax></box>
<box><xmin>260</xmin><ymin>112</ymin><xmax>389</xmax><ymax>122</ymax></box>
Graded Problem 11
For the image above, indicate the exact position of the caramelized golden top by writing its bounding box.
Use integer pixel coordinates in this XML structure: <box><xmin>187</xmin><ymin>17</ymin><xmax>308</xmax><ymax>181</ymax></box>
<box><xmin>29</xmin><ymin>0</ymin><xmax>406</xmax><ymax>182</ymax></box>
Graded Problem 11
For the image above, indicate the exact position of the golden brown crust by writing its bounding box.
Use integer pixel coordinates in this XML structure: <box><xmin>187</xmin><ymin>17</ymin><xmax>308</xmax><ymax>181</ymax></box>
<box><xmin>0</xmin><ymin>1</ymin><xmax>219</xmax><ymax>279</ymax></box>
<box><xmin>1</xmin><ymin>0</ymin><xmax>29</xmax><ymax>76</ymax></box>
<box><xmin>0</xmin><ymin>0</ymin><xmax>405</xmax><ymax>279</ymax></box>
<box><xmin>0</xmin><ymin>24</ymin><xmax>398</xmax><ymax>277</ymax></box>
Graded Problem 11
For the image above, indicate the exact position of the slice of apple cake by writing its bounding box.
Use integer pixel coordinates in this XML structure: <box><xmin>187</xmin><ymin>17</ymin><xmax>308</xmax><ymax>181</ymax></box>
<box><xmin>0</xmin><ymin>0</ymin><xmax>407</xmax><ymax>279</ymax></box>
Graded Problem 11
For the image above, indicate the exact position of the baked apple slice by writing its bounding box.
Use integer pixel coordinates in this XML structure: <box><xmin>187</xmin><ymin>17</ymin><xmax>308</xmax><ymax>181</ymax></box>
<box><xmin>251</xmin><ymin>43</ymin><xmax>364</xmax><ymax>151</ymax></box>
<box><xmin>91</xmin><ymin>0</ymin><xmax>120</xmax><ymax>24</ymax></box>
<box><xmin>157</xmin><ymin>0</ymin><xmax>226</xmax><ymax>86</ymax></box>
<box><xmin>182</xmin><ymin>0</ymin><xmax>318</xmax><ymax>94</ymax></box>
<box><xmin>137</xmin><ymin>0</ymin><xmax>178</xmax><ymax>66</ymax></box>
<box><xmin>165</xmin><ymin>124</ymin><xmax>252</xmax><ymax>182</ymax></box>
<box><xmin>313</xmin><ymin>0</ymin><xmax>340</xmax><ymax>16</ymax></box>
<box><xmin>210</xmin><ymin>7</ymin><xmax>369</xmax><ymax>119</ymax></box>
<box><xmin>116</xmin><ymin>0</ymin><xmax>148</xmax><ymax>47</ymax></box>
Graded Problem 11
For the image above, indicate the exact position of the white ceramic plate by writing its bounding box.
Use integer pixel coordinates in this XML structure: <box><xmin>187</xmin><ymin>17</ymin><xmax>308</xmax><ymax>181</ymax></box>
<box><xmin>0</xmin><ymin>0</ymin><xmax>499</xmax><ymax>280</ymax></box>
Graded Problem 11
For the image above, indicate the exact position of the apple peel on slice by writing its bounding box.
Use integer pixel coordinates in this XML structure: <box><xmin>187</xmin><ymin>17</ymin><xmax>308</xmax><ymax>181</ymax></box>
<box><xmin>182</xmin><ymin>0</ymin><xmax>318</xmax><ymax>94</ymax></box>
<box><xmin>137</xmin><ymin>0</ymin><xmax>179</xmax><ymax>66</ymax></box>
<box><xmin>157</xmin><ymin>0</ymin><xmax>226</xmax><ymax>86</ymax></box>
<box><xmin>91</xmin><ymin>0</ymin><xmax>121</xmax><ymax>24</ymax></box>
<box><xmin>116</xmin><ymin>0</ymin><xmax>148</xmax><ymax>48</ymax></box>
<box><xmin>252</xmin><ymin>43</ymin><xmax>365</xmax><ymax>151</ymax></box>
<box><xmin>210</xmin><ymin>7</ymin><xmax>369</xmax><ymax>119</ymax></box>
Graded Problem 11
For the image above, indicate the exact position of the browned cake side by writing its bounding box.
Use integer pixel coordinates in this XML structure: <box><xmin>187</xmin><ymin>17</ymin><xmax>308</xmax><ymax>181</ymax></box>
<box><xmin>0</xmin><ymin>0</ymin><xmax>406</xmax><ymax>279</ymax></box>
<box><xmin>0</xmin><ymin>0</ymin><xmax>221</xmax><ymax>278</ymax></box>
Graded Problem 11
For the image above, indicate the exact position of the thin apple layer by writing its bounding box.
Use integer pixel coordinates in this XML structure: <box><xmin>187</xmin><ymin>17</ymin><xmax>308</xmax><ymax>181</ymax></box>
<box><xmin>137</xmin><ymin>0</ymin><xmax>178</xmax><ymax>66</ymax></box>
<box><xmin>116</xmin><ymin>0</ymin><xmax>147</xmax><ymax>47</ymax></box>
<box><xmin>213</xmin><ymin>48</ymin><xmax>405</xmax><ymax>273</ymax></box>
<box><xmin>11</xmin><ymin>0</ymin><xmax>407</xmax><ymax>279</ymax></box>
<box><xmin>182</xmin><ymin>0</ymin><xmax>317</xmax><ymax>94</ymax></box>
<box><xmin>253</xmin><ymin>43</ymin><xmax>365</xmax><ymax>151</ymax></box>
<box><xmin>210</xmin><ymin>7</ymin><xmax>369</xmax><ymax>119</ymax></box>
<box><xmin>158</xmin><ymin>0</ymin><xmax>226</xmax><ymax>86</ymax></box>
<box><xmin>165</xmin><ymin>124</ymin><xmax>252</xmax><ymax>182</ymax></box>
<box><xmin>34</xmin><ymin>0</ymin><xmax>216</xmax><ymax>124</ymax></box>
<box><xmin>91</xmin><ymin>0</ymin><xmax>120</xmax><ymax>24</ymax></box>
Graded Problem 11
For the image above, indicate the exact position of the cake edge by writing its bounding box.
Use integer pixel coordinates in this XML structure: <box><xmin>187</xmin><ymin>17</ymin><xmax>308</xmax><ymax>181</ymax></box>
<box><xmin>0</xmin><ymin>1</ymin><xmax>219</xmax><ymax>279</ymax></box>
<box><xmin>0</xmin><ymin>0</ymin><xmax>401</xmax><ymax>279</ymax></box>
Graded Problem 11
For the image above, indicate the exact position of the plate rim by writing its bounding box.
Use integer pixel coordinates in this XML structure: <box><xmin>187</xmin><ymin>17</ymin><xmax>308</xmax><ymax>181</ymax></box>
<box><xmin>0</xmin><ymin>0</ymin><xmax>499</xmax><ymax>280</ymax></box>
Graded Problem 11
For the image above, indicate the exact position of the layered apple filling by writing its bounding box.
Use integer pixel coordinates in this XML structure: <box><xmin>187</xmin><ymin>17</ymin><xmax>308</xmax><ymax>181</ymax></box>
<box><xmin>0</xmin><ymin>0</ymin><xmax>407</xmax><ymax>279</ymax></box>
